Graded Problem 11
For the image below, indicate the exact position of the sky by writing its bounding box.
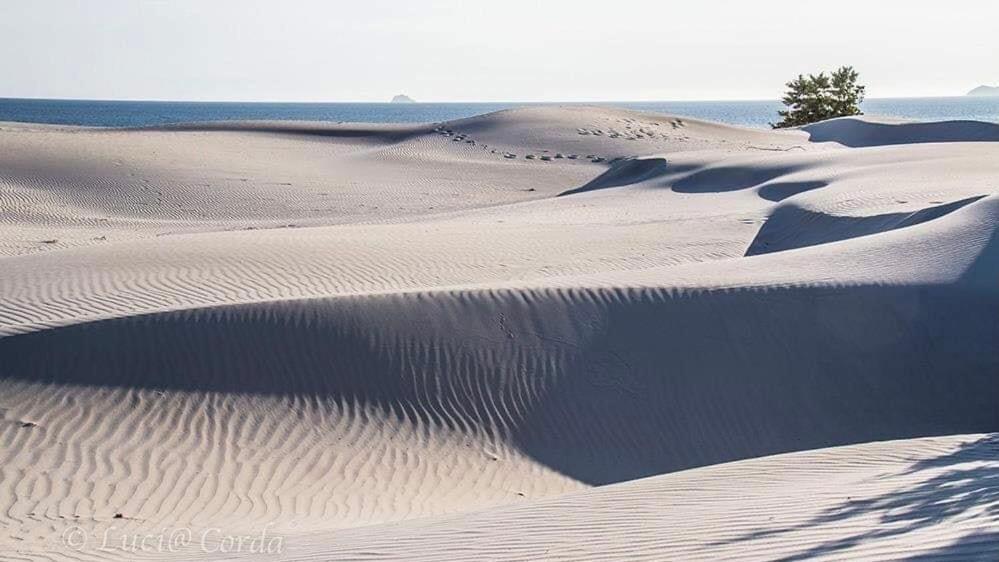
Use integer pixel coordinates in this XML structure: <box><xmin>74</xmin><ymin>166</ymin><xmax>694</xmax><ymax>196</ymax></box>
<box><xmin>1</xmin><ymin>0</ymin><xmax>996</xmax><ymax>102</ymax></box>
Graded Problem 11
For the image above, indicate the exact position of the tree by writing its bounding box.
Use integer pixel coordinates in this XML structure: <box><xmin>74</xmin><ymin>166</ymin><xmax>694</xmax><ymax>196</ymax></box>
<box><xmin>772</xmin><ymin>66</ymin><xmax>866</xmax><ymax>129</ymax></box>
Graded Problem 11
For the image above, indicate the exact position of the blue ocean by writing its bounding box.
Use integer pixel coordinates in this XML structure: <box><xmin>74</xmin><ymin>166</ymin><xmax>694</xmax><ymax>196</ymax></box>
<box><xmin>0</xmin><ymin>97</ymin><xmax>996</xmax><ymax>129</ymax></box>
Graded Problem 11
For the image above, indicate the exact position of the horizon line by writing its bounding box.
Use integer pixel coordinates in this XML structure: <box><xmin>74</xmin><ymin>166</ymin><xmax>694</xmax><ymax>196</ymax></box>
<box><xmin>0</xmin><ymin>94</ymin><xmax>982</xmax><ymax>105</ymax></box>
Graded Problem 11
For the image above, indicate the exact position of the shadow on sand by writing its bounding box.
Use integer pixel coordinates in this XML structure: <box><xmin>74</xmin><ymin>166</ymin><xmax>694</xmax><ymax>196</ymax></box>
<box><xmin>708</xmin><ymin>435</ymin><xmax>999</xmax><ymax>560</ymax></box>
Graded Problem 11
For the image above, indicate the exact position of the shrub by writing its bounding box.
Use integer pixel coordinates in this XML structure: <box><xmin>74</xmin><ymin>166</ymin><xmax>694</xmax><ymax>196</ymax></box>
<box><xmin>772</xmin><ymin>66</ymin><xmax>866</xmax><ymax>129</ymax></box>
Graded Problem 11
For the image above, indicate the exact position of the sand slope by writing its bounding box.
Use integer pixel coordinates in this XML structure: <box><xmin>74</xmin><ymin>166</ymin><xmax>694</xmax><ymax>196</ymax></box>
<box><xmin>0</xmin><ymin>107</ymin><xmax>997</xmax><ymax>560</ymax></box>
<box><xmin>248</xmin><ymin>434</ymin><xmax>999</xmax><ymax>561</ymax></box>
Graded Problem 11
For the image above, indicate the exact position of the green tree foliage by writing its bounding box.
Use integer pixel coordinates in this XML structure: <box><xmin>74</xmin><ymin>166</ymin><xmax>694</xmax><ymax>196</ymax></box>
<box><xmin>772</xmin><ymin>66</ymin><xmax>866</xmax><ymax>129</ymax></box>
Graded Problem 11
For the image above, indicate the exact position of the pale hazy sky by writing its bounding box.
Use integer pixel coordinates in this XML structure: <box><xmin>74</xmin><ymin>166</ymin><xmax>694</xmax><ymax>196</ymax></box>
<box><xmin>2</xmin><ymin>0</ymin><xmax>996</xmax><ymax>102</ymax></box>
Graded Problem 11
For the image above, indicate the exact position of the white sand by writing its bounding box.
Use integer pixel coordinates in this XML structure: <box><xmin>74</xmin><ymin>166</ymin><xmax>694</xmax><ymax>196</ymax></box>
<box><xmin>0</xmin><ymin>107</ymin><xmax>997</xmax><ymax>560</ymax></box>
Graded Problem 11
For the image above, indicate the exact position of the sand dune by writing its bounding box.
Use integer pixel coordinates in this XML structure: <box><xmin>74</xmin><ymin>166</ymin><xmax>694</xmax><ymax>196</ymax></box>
<box><xmin>233</xmin><ymin>434</ymin><xmax>999</xmax><ymax>561</ymax></box>
<box><xmin>1</xmin><ymin>106</ymin><xmax>997</xmax><ymax>560</ymax></box>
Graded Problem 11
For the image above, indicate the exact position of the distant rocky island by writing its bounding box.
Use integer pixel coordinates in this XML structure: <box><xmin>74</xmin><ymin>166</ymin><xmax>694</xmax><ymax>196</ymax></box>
<box><xmin>391</xmin><ymin>94</ymin><xmax>416</xmax><ymax>103</ymax></box>
<box><xmin>967</xmin><ymin>85</ymin><xmax>999</xmax><ymax>97</ymax></box>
